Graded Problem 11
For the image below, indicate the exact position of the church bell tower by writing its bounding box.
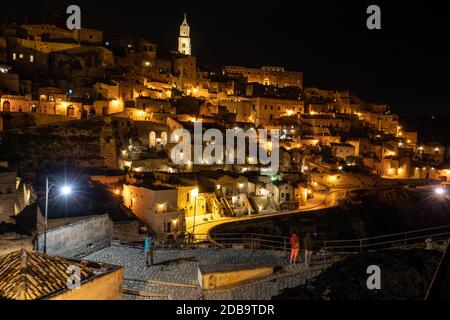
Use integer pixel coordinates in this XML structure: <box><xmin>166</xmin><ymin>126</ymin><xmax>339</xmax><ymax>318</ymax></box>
<box><xmin>178</xmin><ymin>13</ymin><xmax>191</xmax><ymax>55</ymax></box>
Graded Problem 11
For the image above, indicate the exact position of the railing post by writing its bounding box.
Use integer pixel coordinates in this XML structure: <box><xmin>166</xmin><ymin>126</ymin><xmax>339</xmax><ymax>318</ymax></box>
<box><xmin>359</xmin><ymin>239</ymin><xmax>363</xmax><ymax>252</ymax></box>
<box><xmin>283</xmin><ymin>238</ymin><xmax>287</xmax><ymax>253</ymax></box>
<box><xmin>404</xmin><ymin>232</ymin><xmax>408</xmax><ymax>247</ymax></box>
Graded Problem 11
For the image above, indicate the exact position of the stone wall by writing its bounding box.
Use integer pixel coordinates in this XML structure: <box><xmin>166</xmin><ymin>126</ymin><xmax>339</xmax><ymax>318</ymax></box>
<box><xmin>0</xmin><ymin>170</ymin><xmax>17</xmax><ymax>223</ymax></box>
<box><xmin>2</xmin><ymin>113</ymin><xmax>76</xmax><ymax>130</ymax></box>
<box><xmin>0</xmin><ymin>119</ymin><xmax>104</xmax><ymax>167</ymax></box>
<box><xmin>0</xmin><ymin>234</ymin><xmax>33</xmax><ymax>256</ymax></box>
<box><xmin>35</xmin><ymin>214</ymin><xmax>113</xmax><ymax>258</ymax></box>
<box><xmin>198</xmin><ymin>264</ymin><xmax>274</xmax><ymax>290</ymax></box>
<box><xmin>309</xmin><ymin>172</ymin><xmax>410</xmax><ymax>189</ymax></box>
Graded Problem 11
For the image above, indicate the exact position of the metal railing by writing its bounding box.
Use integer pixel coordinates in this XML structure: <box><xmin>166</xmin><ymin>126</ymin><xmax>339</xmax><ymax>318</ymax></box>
<box><xmin>112</xmin><ymin>224</ymin><xmax>450</xmax><ymax>255</ymax></box>
<box><xmin>208</xmin><ymin>224</ymin><xmax>450</xmax><ymax>254</ymax></box>
<box><xmin>425</xmin><ymin>238</ymin><xmax>450</xmax><ymax>300</ymax></box>
<box><xmin>322</xmin><ymin>224</ymin><xmax>450</xmax><ymax>254</ymax></box>
<box><xmin>208</xmin><ymin>232</ymin><xmax>290</xmax><ymax>251</ymax></box>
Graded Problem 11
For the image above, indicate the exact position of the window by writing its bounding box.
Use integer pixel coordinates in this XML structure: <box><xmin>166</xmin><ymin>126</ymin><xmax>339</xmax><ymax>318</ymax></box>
<box><xmin>30</xmin><ymin>55</ymin><xmax>34</xmax><ymax>62</ymax></box>
<box><xmin>12</xmin><ymin>53</ymin><xmax>17</xmax><ymax>60</ymax></box>
<box><xmin>182</xmin><ymin>43</ymin><xmax>186</xmax><ymax>48</ymax></box>
<box><xmin>19</xmin><ymin>54</ymin><xmax>24</xmax><ymax>59</ymax></box>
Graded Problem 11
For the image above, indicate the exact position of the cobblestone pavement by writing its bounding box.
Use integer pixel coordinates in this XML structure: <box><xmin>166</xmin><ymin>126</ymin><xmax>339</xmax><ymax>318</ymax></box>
<box><xmin>84</xmin><ymin>244</ymin><xmax>330</xmax><ymax>300</ymax></box>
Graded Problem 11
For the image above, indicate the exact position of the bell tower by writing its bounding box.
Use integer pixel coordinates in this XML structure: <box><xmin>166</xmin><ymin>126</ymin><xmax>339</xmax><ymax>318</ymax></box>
<box><xmin>178</xmin><ymin>13</ymin><xmax>191</xmax><ymax>55</ymax></box>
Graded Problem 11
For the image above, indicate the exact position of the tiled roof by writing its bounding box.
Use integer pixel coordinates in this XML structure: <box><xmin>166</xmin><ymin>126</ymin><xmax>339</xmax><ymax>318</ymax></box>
<box><xmin>0</xmin><ymin>250</ymin><xmax>94</xmax><ymax>300</ymax></box>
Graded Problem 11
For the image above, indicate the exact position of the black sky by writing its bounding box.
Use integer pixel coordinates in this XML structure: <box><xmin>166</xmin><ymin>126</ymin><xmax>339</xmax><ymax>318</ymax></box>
<box><xmin>3</xmin><ymin>0</ymin><xmax>450</xmax><ymax>116</ymax></box>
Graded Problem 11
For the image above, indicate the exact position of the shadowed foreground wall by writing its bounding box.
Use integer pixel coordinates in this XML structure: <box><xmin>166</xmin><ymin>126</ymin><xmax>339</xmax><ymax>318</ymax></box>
<box><xmin>48</xmin><ymin>267</ymin><xmax>124</xmax><ymax>300</ymax></box>
<box><xmin>35</xmin><ymin>214</ymin><xmax>113</xmax><ymax>258</ymax></box>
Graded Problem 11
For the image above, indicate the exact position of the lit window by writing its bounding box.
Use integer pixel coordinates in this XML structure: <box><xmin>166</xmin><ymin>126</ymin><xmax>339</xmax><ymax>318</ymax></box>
<box><xmin>12</xmin><ymin>53</ymin><xmax>17</xmax><ymax>60</ymax></box>
<box><xmin>30</xmin><ymin>55</ymin><xmax>34</xmax><ymax>62</ymax></box>
<box><xmin>19</xmin><ymin>54</ymin><xmax>24</xmax><ymax>59</ymax></box>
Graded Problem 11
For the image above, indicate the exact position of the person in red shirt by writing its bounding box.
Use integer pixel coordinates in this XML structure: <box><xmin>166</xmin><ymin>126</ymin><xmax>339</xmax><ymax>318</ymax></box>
<box><xmin>289</xmin><ymin>232</ymin><xmax>301</xmax><ymax>264</ymax></box>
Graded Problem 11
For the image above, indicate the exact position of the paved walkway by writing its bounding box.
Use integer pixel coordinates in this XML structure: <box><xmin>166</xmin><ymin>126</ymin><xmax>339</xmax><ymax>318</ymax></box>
<box><xmin>84</xmin><ymin>244</ymin><xmax>330</xmax><ymax>300</ymax></box>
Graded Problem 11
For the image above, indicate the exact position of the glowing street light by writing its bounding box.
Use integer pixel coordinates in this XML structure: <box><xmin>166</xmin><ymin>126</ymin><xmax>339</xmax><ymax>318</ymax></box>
<box><xmin>435</xmin><ymin>187</ymin><xmax>445</xmax><ymax>196</ymax></box>
<box><xmin>61</xmin><ymin>185</ymin><xmax>72</xmax><ymax>196</ymax></box>
<box><xmin>44</xmin><ymin>176</ymin><xmax>73</xmax><ymax>254</ymax></box>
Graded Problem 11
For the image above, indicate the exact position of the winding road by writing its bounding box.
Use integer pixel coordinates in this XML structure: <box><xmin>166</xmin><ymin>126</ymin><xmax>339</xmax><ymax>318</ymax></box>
<box><xmin>186</xmin><ymin>189</ymin><xmax>348</xmax><ymax>238</ymax></box>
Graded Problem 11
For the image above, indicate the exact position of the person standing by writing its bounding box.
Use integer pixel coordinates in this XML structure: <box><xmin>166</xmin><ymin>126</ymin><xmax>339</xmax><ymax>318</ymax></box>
<box><xmin>304</xmin><ymin>232</ymin><xmax>314</xmax><ymax>268</ymax></box>
<box><xmin>143</xmin><ymin>233</ymin><xmax>156</xmax><ymax>267</ymax></box>
<box><xmin>289</xmin><ymin>232</ymin><xmax>301</xmax><ymax>264</ymax></box>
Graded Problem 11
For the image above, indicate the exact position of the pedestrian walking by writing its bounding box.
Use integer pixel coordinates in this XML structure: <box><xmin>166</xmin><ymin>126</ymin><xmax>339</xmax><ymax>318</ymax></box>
<box><xmin>143</xmin><ymin>232</ymin><xmax>156</xmax><ymax>266</ymax></box>
<box><xmin>304</xmin><ymin>232</ymin><xmax>314</xmax><ymax>268</ymax></box>
<box><xmin>289</xmin><ymin>232</ymin><xmax>301</xmax><ymax>264</ymax></box>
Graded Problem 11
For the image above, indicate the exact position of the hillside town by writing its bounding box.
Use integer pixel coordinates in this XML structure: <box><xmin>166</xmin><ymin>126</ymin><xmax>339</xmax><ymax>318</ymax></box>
<box><xmin>0</xmin><ymin>15</ymin><xmax>449</xmax><ymax>300</ymax></box>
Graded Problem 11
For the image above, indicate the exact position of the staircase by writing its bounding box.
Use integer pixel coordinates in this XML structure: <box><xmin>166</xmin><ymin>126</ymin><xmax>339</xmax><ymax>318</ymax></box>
<box><xmin>248</xmin><ymin>197</ymin><xmax>260</xmax><ymax>214</ymax></box>
<box><xmin>219</xmin><ymin>196</ymin><xmax>234</xmax><ymax>217</ymax></box>
<box><xmin>14</xmin><ymin>179</ymin><xmax>29</xmax><ymax>214</ymax></box>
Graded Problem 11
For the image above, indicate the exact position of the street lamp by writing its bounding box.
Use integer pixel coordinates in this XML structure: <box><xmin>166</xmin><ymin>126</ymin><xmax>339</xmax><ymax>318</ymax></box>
<box><xmin>43</xmin><ymin>176</ymin><xmax>72</xmax><ymax>254</ymax></box>
<box><xmin>190</xmin><ymin>188</ymin><xmax>199</xmax><ymax>242</ymax></box>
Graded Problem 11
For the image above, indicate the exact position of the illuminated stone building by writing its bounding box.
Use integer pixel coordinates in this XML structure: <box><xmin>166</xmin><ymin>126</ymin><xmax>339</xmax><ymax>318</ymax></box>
<box><xmin>382</xmin><ymin>156</ymin><xmax>411</xmax><ymax>179</ymax></box>
<box><xmin>225</xmin><ymin>66</ymin><xmax>303</xmax><ymax>89</ymax></box>
<box><xmin>172</xmin><ymin>53</ymin><xmax>197</xmax><ymax>92</ymax></box>
<box><xmin>250</xmin><ymin>96</ymin><xmax>304</xmax><ymax>125</ymax></box>
<box><xmin>122</xmin><ymin>184</ymin><xmax>185</xmax><ymax>234</ymax></box>
<box><xmin>331</xmin><ymin>143</ymin><xmax>356</xmax><ymax>160</ymax></box>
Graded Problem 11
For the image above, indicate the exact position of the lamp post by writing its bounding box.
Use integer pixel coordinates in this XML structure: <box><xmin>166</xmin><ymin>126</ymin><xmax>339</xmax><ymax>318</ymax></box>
<box><xmin>43</xmin><ymin>176</ymin><xmax>72</xmax><ymax>254</ymax></box>
<box><xmin>191</xmin><ymin>188</ymin><xmax>199</xmax><ymax>242</ymax></box>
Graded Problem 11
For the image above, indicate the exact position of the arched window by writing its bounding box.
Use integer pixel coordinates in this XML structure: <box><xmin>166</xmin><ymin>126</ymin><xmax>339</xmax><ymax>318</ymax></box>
<box><xmin>149</xmin><ymin>131</ymin><xmax>156</xmax><ymax>148</ymax></box>
<box><xmin>263</xmin><ymin>78</ymin><xmax>270</xmax><ymax>86</ymax></box>
<box><xmin>160</xmin><ymin>132</ymin><xmax>168</xmax><ymax>146</ymax></box>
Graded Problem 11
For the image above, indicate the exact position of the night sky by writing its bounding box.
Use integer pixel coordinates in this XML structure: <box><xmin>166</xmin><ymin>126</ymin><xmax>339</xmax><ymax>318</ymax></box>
<box><xmin>3</xmin><ymin>0</ymin><xmax>450</xmax><ymax>116</ymax></box>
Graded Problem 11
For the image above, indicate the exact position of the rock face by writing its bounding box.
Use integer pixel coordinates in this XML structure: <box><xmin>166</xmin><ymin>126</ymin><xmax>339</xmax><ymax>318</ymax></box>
<box><xmin>0</xmin><ymin>120</ymin><xmax>105</xmax><ymax>167</ymax></box>
<box><xmin>273</xmin><ymin>249</ymin><xmax>442</xmax><ymax>300</ymax></box>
